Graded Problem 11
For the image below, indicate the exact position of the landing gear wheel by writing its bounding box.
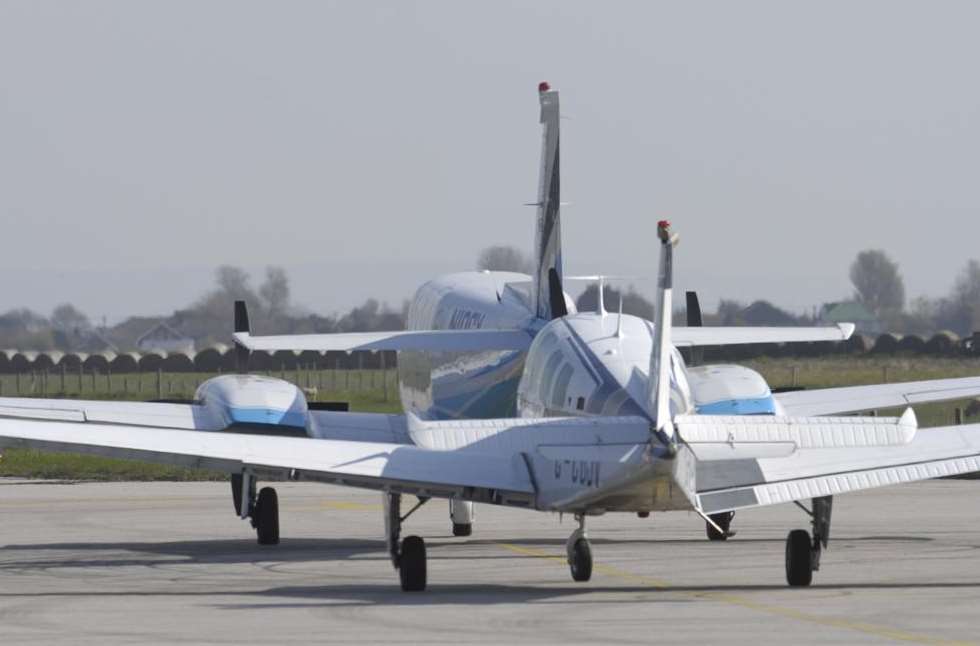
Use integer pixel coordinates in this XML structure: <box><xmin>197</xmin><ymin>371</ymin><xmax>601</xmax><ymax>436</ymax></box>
<box><xmin>399</xmin><ymin>535</ymin><xmax>427</xmax><ymax>591</ymax></box>
<box><xmin>253</xmin><ymin>487</ymin><xmax>279</xmax><ymax>546</ymax></box>
<box><xmin>569</xmin><ymin>538</ymin><xmax>593</xmax><ymax>582</ymax></box>
<box><xmin>706</xmin><ymin>511</ymin><xmax>734</xmax><ymax>541</ymax></box>
<box><xmin>785</xmin><ymin>529</ymin><xmax>813</xmax><ymax>587</ymax></box>
<box><xmin>452</xmin><ymin>523</ymin><xmax>472</xmax><ymax>537</ymax></box>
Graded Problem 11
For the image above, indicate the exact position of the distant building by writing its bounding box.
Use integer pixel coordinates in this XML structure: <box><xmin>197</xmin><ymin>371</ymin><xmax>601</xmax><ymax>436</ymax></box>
<box><xmin>136</xmin><ymin>322</ymin><xmax>195</xmax><ymax>354</ymax></box>
<box><xmin>75</xmin><ymin>330</ymin><xmax>118</xmax><ymax>354</ymax></box>
<box><xmin>819</xmin><ymin>301</ymin><xmax>882</xmax><ymax>335</ymax></box>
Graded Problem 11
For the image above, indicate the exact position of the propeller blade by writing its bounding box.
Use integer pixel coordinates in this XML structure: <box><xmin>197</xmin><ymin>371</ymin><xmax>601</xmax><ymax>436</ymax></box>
<box><xmin>685</xmin><ymin>291</ymin><xmax>704</xmax><ymax>365</ymax></box>
<box><xmin>233</xmin><ymin>300</ymin><xmax>251</xmax><ymax>373</ymax></box>
<box><xmin>548</xmin><ymin>268</ymin><xmax>568</xmax><ymax>319</ymax></box>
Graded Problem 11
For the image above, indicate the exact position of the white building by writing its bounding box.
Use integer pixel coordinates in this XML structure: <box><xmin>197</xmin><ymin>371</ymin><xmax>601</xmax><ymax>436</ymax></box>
<box><xmin>136</xmin><ymin>322</ymin><xmax>195</xmax><ymax>354</ymax></box>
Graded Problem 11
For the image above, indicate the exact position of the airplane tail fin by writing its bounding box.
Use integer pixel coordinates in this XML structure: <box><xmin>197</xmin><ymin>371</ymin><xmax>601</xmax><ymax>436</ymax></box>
<box><xmin>648</xmin><ymin>221</ymin><xmax>680</xmax><ymax>441</ymax></box>
<box><xmin>532</xmin><ymin>81</ymin><xmax>563</xmax><ymax>320</ymax></box>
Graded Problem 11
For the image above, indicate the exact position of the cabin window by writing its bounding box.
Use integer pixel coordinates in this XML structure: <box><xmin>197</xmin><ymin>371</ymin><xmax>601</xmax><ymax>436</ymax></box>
<box><xmin>540</xmin><ymin>352</ymin><xmax>564</xmax><ymax>399</ymax></box>
<box><xmin>576</xmin><ymin>396</ymin><xmax>585</xmax><ymax>411</ymax></box>
<box><xmin>551</xmin><ymin>364</ymin><xmax>574</xmax><ymax>408</ymax></box>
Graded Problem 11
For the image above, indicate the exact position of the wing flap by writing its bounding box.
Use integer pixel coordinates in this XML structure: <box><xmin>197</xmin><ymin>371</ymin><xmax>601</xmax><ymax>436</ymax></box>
<box><xmin>0</xmin><ymin>397</ymin><xmax>212</xmax><ymax>430</ymax></box>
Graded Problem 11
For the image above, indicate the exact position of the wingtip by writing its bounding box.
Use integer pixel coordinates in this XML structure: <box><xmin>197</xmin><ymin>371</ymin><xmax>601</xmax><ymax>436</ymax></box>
<box><xmin>837</xmin><ymin>323</ymin><xmax>856</xmax><ymax>340</ymax></box>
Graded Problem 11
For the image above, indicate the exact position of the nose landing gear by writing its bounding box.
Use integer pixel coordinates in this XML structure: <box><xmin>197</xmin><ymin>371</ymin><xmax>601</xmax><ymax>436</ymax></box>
<box><xmin>567</xmin><ymin>514</ymin><xmax>593</xmax><ymax>582</ymax></box>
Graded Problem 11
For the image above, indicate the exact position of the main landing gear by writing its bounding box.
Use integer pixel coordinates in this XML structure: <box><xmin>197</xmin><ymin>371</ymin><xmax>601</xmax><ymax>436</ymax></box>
<box><xmin>567</xmin><ymin>515</ymin><xmax>593</xmax><ymax>582</ymax></box>
<box><xmin>785</xmin><ymin>496</ymin><xmax>833</xmax><ymax>587</ymax></box>
<box><xmin>386</xmin><ymin>493</ymin><xmax>429</xmax><ymax>591</ymax></box>
<box><xmin>232</xmin><ymin>472</ymin><xmax>279</xmax><ymax>545</ymax></box>
<box><xmin>450</xmin><ymin>499</ymin><xmax>474</xmax><ymax>537</ymax></box>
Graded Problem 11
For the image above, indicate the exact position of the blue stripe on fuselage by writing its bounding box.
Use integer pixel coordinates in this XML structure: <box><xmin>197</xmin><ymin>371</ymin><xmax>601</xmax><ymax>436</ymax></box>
<box><xmin>696</xmin><ymin>396</ymin><xmax>776</xmax><ymax>416</ymax></box>
<box><xmin>228</xmin><ymin>407</ymin><xmax>307</xmax><ymax>428</ymax></box>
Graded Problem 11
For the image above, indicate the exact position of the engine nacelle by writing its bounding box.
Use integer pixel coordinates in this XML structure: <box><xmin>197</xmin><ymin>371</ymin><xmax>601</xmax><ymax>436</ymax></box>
<box><xmin>195</xmin><ymin>375</ymin><xmax>311</xmax><ymax>434</ymax></box>
<box><xmin>685</xmin><ymin>364</ymin><xmax>778</xmax><ymax>415</ymax></box>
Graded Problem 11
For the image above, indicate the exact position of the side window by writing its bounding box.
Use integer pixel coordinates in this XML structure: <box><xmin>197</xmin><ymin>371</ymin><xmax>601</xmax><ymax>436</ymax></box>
<box><xmin>576</xmin><ymin>396</ymin><xmax>585</xmax><ymax>411</ymax></box>
<box><xmin>551</xmin><ymin>364</ymin><xmax>574</xmax><ymax>408</ymax></box>
<box><xmin>539</xmin><ymin>352</ymin><xmax>564</xmax><ymax>400</ymax></box>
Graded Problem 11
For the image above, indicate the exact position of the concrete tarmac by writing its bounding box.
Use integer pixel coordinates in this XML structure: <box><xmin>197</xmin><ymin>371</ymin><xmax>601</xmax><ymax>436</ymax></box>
<box><xmin>1</xmin><ymin>478</ymin><xmax>980</xmax><ymax>645</ymax></box>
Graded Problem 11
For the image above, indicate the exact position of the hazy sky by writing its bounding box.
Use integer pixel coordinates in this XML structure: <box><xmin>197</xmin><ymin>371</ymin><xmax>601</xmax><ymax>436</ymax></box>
<box><xmin>1</xmin><ymin>1</ymin><xmax>978</xmax><ymax>323</ymax></box>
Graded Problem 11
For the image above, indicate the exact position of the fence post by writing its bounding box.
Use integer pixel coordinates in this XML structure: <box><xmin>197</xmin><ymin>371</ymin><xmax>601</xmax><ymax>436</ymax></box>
<box><xmin>381</xmin><ymin>352</ymin><xmax>388</xmax><ymax>401</ymax></box>
<box><xmin>78</xmin><ymin>364</ymin><xmax>84</xmax><ymax>393</ymax></box>
<box><xmin>955</xmin><ymin>408</ymin><xmax>963</xmax><ymax>425</ymax></box>
<box><xmin>357</xmin><ymin>352</ymin><xmax>364</xmax><ymax>391</ymax></box>
<box><xmin>791</xmin><ymin>365</ymin><xmax>798</xmax><ymax>387</ymax></box>
<box><xmin>157</xmin><ymin>368</ymin><xmax>163</xmax><ymax>399</ymax></box>
<box><xmin>15</xmin><ymin>371</ymin><xmax>21</xmax><ymax>395</ymax></box>
<box><xmin>107</xmin><ymin>367</ymin><xmax>112</xmax><ymax>393</ymax></box>
<box><xmin>882</xmin><ymin>365</ymin><xmax>889</xmax><ymax>383</ymax></box>
<box><xmin>91</xmin><ymin>368</ymin><xmax>96</xmax><ymax>392</ymax></box>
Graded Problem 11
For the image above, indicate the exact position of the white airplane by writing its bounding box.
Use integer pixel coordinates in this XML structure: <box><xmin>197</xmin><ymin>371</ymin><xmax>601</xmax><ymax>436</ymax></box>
<box><xmin>4</xmin><ymin>90</ymin><xmax>980</xmax><ymax>592</ymax></box>
<box><xmin>229</xmin><ymin>81</ymin><xmax>867</xmax><ymax>537</ymax></box>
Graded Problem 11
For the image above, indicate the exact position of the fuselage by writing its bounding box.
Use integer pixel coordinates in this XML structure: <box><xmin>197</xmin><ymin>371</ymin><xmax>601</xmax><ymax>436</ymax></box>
<box><xmin>396</xmin><ymin>273</ymin><xmax>780</xmax><ymax>425</ymax></box>
<box><xmin>396</xmin><ymin>271</ymin><xmax>555</xmax><ymax>420</ymax></box>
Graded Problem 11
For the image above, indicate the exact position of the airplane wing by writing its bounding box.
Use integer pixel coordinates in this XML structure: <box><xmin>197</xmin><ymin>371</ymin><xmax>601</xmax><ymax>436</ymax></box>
<box><xmin>233</xmin><ymin>329</ymin><xmax>533</xmax><ymax>353</ymax></box>
<box><xmin>678</xmin><ymin>413</ymin><xmax>980</xmax><ymax>515</ymax></box>
<box><xmin>672</xmin><ymin>323</ymin><xmax>854</xmax><ymax>347</ymax></box>
<box><xmin>774</xmin><ymin>376</ymin><xmax>980</xmax><ymax>416</ymax></box>
<box><xmin>0</xmin><ymin>419</ymin><xmax>535</xmax><ymax>505</ymax></box>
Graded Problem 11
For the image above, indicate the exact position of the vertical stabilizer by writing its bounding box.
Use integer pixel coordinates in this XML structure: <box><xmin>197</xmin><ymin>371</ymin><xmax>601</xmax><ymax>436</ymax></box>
<box><xmin>532</xmin><ymin>81</ymin><xmax>563</xmax><ymax>320</ymax></box>
<box><xmin>648</xmin><ymin>221</ymin><xmax>680</xmax><ymax>440</ymax></box>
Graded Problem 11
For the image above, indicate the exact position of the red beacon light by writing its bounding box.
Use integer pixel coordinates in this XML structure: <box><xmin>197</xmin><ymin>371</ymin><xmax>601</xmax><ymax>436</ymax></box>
<box><xmin>538</xmin><ymin>81</ymin><xmax>551</xmax><ymax>93</ymax></box>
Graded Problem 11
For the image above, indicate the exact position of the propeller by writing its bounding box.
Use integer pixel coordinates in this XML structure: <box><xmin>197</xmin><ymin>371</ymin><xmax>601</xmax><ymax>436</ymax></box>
<box><xmin>548</xmin><ymin>268</ymin><xmax>568</xmax><ymax>319</ymax></box>
<box><xmin>233</xmin><ymin>300</ymin><xmax>251</xmax><ymax>373</ymax></box>
<box><xmin>685</xmin><ymin>290</ymin><xmax>704</xmax><ymax>365</ymax></box>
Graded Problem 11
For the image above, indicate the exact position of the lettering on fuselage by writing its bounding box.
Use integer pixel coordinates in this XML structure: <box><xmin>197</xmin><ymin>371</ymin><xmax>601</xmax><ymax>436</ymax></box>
<box><xmin>554</xmin><ymin>459</ymin><xmax>601</xmax><ymax>489</ymax></box>
<box><xmin>449</xmin><ymin>308</ymin><xmax>486</xmax><ymax>330</ymax></box>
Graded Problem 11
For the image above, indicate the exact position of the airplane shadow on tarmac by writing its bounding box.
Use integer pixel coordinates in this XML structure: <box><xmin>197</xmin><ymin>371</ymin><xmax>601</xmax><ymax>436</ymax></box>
<box><xmin>5</xmin><ymin>534</ymin><xmax>976</xmax><ymax>609</ymax></box>
<box><xmin>0</xmin><ymin>533</ymin><xmax>935</xmax><ymax>572</ymax></box>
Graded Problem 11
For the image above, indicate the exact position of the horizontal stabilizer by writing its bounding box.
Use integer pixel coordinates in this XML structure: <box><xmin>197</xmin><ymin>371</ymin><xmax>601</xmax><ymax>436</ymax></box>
<box><xmin>677</xmin><ymin>408</ymin><xmax>917</xmax><ymax>453</ymax></box>
<box><xmin>775</xmin><ymin>375</ymin><xmax>980</xmax><ymax>416</ymax></box>
<box><xmin>233</xmin><ymin>329</ymin><xmax>533</xmax><ymax>353</ymax></box>
<box><xmin>685</xmin><ymin>417</ymin><xmax>980</xmax><ymax>515</ymax></box>
<box><xmin>672</xmin><ymin>323</ymin><xmax>854</xmax><ymax>347</ymax></box>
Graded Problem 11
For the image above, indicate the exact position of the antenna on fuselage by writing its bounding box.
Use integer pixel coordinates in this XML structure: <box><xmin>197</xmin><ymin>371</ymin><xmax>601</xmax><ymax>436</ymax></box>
<box><xmin>615</xmin><ymin>295</ymin><xmax>624</xmax><ymax>338</ymax></box>
<box><xmin>597</xmin><ymin>275</ymin><xmax>606</xmax><ymax>317</ymax></box>
<box><xmin>648</xmin><ymin>220</ymin><xmax>680</xmax><ymax>444</ymax></box>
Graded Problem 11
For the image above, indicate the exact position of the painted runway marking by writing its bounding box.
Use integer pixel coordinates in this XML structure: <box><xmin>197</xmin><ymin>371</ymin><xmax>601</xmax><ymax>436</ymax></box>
<box><xmin>495</xmin><ymin>542</ymin><xmax>973</xmax><ymax>646</ymax></box>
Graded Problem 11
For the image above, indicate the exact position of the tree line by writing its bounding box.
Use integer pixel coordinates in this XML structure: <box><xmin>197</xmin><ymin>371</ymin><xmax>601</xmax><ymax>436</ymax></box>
<box><xmin>1</xmin><ymin>245</ymin><xmax>978</xmax><ymax>351</ymax></box>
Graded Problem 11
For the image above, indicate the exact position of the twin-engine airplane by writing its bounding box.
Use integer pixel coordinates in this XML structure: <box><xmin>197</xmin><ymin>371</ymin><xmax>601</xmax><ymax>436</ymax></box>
<box><xmin>3</xmin><ymin>86</ymin><xmax>980</xmax><ymax>592</ymax></box>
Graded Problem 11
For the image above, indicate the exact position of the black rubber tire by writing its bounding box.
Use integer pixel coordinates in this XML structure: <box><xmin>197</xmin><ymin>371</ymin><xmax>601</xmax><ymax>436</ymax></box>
<box><xmin>399</xmin><ymin>535</ymin><xmax>427</xmax><ymax>592</ymax></box>
<box><xmin>452</xmin><ymin>523</ymin><xmax>472</xmax><ymax>537</ymax></box>
<box><xmin>254</xmin><ymin>487</ymin><xmax>280</xmax><ymax>546</ymax></box>
<box><xmin>706</xmin><ymin>512</ymin><xmax>733</xmax><ymax>541</ymax></box>
<box><xmin>785</xmin><ymin>529</ymin><xmax>813</xmax><ymax>587</ymax></box>
<box><xmin>569</xmin><ymin>538</ymin><xmax>593</xmax><ymax>582</ymax></box>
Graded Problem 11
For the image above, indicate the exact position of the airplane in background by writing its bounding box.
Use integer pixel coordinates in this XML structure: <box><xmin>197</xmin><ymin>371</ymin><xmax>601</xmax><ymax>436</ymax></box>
<box><xmin>4</xmin><ymin>88</ymin><xmax>980</xmax><ymax>591</ymax></box>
